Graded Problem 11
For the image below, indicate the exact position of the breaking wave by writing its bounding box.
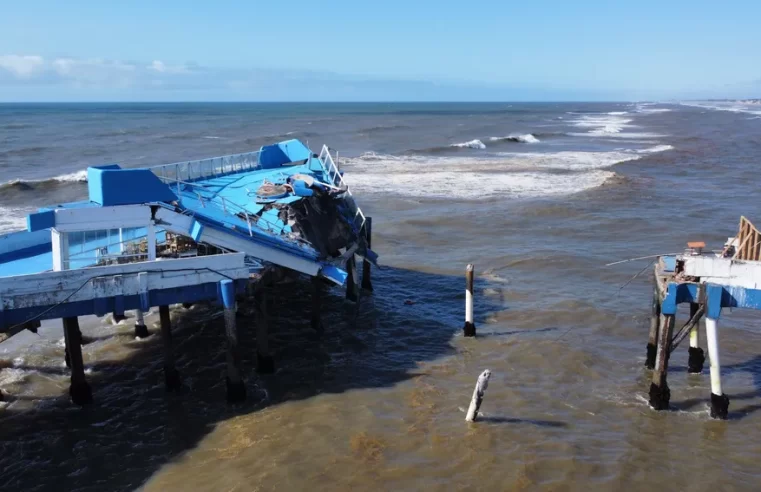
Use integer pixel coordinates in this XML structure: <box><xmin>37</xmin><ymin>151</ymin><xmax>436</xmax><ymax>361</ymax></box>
<box><xmin>0</xmin><ymin>170</ymin><xmax>88</xmax><ymax>193</ymax></box>
<box><xmin>450</xmin><ymin>139</ymin><xmax>486</xmax><ymax>149</ymax></box>
<box><xmin>489</xmin><ymin>133</ymin><xmax>540</xmax><ymax>144</ymax></box>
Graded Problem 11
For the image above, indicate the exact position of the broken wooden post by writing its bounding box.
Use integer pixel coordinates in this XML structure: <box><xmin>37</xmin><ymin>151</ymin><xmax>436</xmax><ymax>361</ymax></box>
<box><xmin>311</xmin><ymin>276</ymin><xmax>324</xmax><ymax>332</ymax></box>
<box><xmin>63</xmin><ymin>317</ymin><xmax>92</xmax><ymax>405</ymax></box>
<box><xmin>361</xmin><ymin>217</ymin><xmax>373</xmax><ymax>292</ymax></box>
<box><xmin>221</xmin><ymin>279</ymin><xmax>246</xmax><ymax>403</ymax></box>
<box><xmin>463</xmin><ymin>264</ymin><xmax>476</xmax><ymax>337</ymax></box>
<box><xmin>646</xmin><ymin>282</ymin><xmax>660</xmax><ymax>369</ymax></box>
<box><xmin>706</xmin><ymin>317</ymin><xmax>729</xmax><ymax>419</ymax></box>
<box><xmin>134</xmin><ymin>309</ymin><xmax>149</xmax><ymax>339</ymax></box>
<box><xmin>346</xmin><ymin>255</ymin><xmax>359</xmax><ymax>303</ymax></box>
<box><xmin>687</xmin><ymin>302</ymin><xmax>706</xmax><ymax>374</ymax></box>
<box><xmin>465</xmin><ymin>369</ymin><xmax>491</xmax><ymax>422</ymax></box>
<box><xmin>649</xmin><ymin>312</ymin><xmax>674</xmax><ymax>410</ymax></box>
<box><xmin>256</xmin><ymin>290</ymin><xmax>275</xmax><ymax>374</ymax></box>
<box><xmin>159</xmin><ymin>305</ymin><xmax>181</xmax><ymax>391</ymax></box>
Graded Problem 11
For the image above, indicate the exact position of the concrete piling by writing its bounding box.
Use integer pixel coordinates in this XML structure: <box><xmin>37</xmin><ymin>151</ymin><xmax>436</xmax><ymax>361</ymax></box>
<box><xmin>220</xmin><ymin>280</ymin><xmax>246</xmax><ymax>403</ymax></box>
<box><xmin>346</xmin><ymin>255</ymin><xmax>359</xmax><ymax>303</ymax></box>
<box><xmin>687</xmin><ymin>302</ymin><xmax>706</xmax><ymax>374</ymax></box>
<box><xmin>134</xmin><ymin>309</ymin><xmax>149</xmax><ymax>339</ymax></box>
<box><xmin>463</xmin><ymin>264</ymin><xmax>476</xmax><ymax>337</ymax></box>
<box><xmin>159</xmin><ymin>305</ymin><xmax>182</xmax><ymax>391</ymax></box>
<box><xmin>465</xmin><ymin>369</ymin><xmax>491</xmax><ymax>422</ymax></box>
<box><xmin>63</xmin><ymin>317</ymin><xmax>92</xmax><ymax>405</ymax></box>
<box><xmin>706</xmin><ymin>317</ymin><xmax>729</xmax><ymax>419</ymax></box>
<box><xmin>649</xmin><ymin>313</ymin><xmax>674</xmax><ymax>410</ymax></box>
<box><xmin>646</xmin><ymin>283</ymin><xmax>660</xmax><ymax>369</ymax></box>
<box><xmin>361</xmin><ymin>217</ymin><xmax>374</xmax><ymax>292</ymax></box>
<box><xmin>256</xmin><ymin>290</ymin><xmax>275</xmax><ymax>374</ymax></box>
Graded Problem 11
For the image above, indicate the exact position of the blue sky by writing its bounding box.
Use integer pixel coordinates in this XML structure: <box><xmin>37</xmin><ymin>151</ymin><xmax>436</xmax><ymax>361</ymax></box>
<box><xmin>0</xmin><ymin>0</ymin><xmax>759</xmax><ymax>101</ymax></box>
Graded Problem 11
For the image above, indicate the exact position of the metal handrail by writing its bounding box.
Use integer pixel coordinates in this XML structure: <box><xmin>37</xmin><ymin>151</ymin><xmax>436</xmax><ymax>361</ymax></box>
<box><xmin>317</xmin><ymin>145</ymin><xmax>366</xmax><ymax>233</ymax></box>
<box><xmin>148</xmin><ymin>150</ymin><xmax>262</xmax><ymax>191</ymax></box>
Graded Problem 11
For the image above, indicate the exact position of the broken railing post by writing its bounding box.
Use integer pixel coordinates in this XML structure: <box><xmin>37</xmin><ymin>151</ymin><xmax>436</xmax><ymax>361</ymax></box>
<box><xmin>463</xmin><ymin>264</ymin><xmax>476</xmax><ymax>337</ymax></box>
<box><xmin>346</xmin><ymin>255</ymin><xmax>359</xmax><ymax>303</ymax></box>
<box><xmin>256</xmin><ymin>290</ymin><xmax>275</xmax><ymax>374</ymax></box>
<box><xmin>465</xmin><ymin>369</ymin><xmax>491</xmax><ymax>422</ymax></box>
<box><xmin>361</xmin><ymin>217</ymin><xmax>374</xmax><ymax>292</ymax></box>
<box><xmin>706</xmin><ymin>317</ymin><xmax>729</xmax><ymax>419</ymax></box>
<box><xmin>646</xmin><ymin>282</ymin><xmax>660</xmax><ymax>369</ymax></box>
<box><xmin>159</xmin><ymin>305</ymin><xmax>182</xmax><ymax>391</ymax></box>
<box><xmin>134</xmin><ymin>309</ymin><xmax>149</xmax><ymax>339</ymax></box>
<box><xmin>221</xmin><ymin>279</ymin><xmax>246</xmax><ymax>403</ymax></box>
<box><xmin>63</xmin><ymin>317</ymin><xmax>92</xmax><ymax>405</ymax></box>
<box><xmin>687</xmin><ymin>302</ymin><xmax>706</xmax><ymax>374</ymax></box>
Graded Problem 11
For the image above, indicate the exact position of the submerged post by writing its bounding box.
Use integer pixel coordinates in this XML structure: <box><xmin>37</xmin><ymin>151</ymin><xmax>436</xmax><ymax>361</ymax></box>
<box><xmin>706</xmin><ymin>317</ymin><xmax>729</xmax><ymax>419</ymax></box>
<box><xmin>159</xmin><ymin>305</ymin><xmax>181</xmax><ymax>391</ymax></box>
<box><xmin>221</xmin><ymin>280</ymin><xmax>246</xmax><ymax>403</ymax></box>
<box><xmin>361</xmin><ymin>217</ymin><xmax>374</xmax><ymax>292</ymax></box>
<box><xmin>465</xmin><ymin>369</ymin><xmax>491</xmax><ymax>422</ymax></box>
<box><xmin>649</xmin><ymin>312</ymin><xmax>674</xmax><ymax>410</ymax></box>
<box><xmin>646</xmin><ymin>282</ymin><xmax>660</xmax><ymax>369</ymax></box>
<box><xmin>688</xmin><ymin>302</ymin><xmax>706</xmax><ymax>374</ymax></box>
<box><xmin>346</xmin><ymin>255</ymin><xmax>359</xmax><ymax>303</ymax></box>
<box><xmin>311</xmin><ymin>276</ymin><xmax>324</xmax><ymax>332</ymax></box>
<box><xmin>134</xmin><ymin>309</ymin><xmax>149</xmax><ymax>339</ymax></box>
<box><xmin>463</xmin><ymin>264</ymin><xmax>476</xmax><ymax>337</ymax></box>
<box><xmin>63</xmin><ymin>317</ymin><xmax>92</xmax><ymax>405</ymax></box>
<box><xmin>256</xmin><ymin>290</ymin><xmax>275</xmax><ymax>374</ymax></box>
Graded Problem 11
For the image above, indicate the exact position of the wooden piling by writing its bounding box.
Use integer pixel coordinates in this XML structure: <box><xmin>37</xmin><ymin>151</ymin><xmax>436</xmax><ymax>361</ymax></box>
<box><xmin>311</xmin><ymin>276</ymin><xmax>324</xmax><ymax>332</ymax></box>
<box><xmin>465</xmin><ymin>369</ymin><xmax>491</xmax><ymax>422</ymax></box>
<box><xmin>221</xmin><ymin>280</ymin><xmax>246</xmax><ymax>403</ymax></box>
<box><xmin>159</xmin><ymin>305</ymin><xmax>181</xmax><ymax>391</ymax></box>
<box><xmin>687</xmin><ymin>302</ymin><xmax>706</xmax><ymax>374</ymax></box>
<box><xmin>646</xmin><ymin>283</ymin><xmax>660</xmax><ymax>369</ymax></box>
<box><xmin>256</xmin><ymin>290</ymin><xmax>275</xmax><ymax>374</ymax></box>
<box><xmin>706</xmin><ymin>317</ymin><xmax>729</xmax><ymax>419</ymax></box>
<box><xmin>463</xmin><ymin>264</ymin><xmax>476</xmax><ymax>337</ymax></box>
<box><xmin>361</xmin><ymin>217</ymin><xmax>373</xmax><ymax>292</ymax></box>
<box><xmin>346</xmin><ymin>255</ymin><xmax>359</xmax><ymax>303</ymax></box>
<box><xmin>134</xmin><ymin>309</ymin><xmax>149</xmax><ymax>339</ymax></box>
<box><xmin>63</xmin><ymin>317</ymin><xmax>92</xmax><ymax>405</ymax></box>
<box><xmin>649</xmin><ymin>313</ymin><xmax>674</xmax><ymax>410</ymax></box>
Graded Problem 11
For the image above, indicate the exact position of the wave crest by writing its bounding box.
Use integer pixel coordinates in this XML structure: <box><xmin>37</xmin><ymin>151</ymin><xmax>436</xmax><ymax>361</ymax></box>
<box><xmin>489</xmin><ymin>133</ymin><xmax>540</xmax><ymax>144</ymax></box>
<box><xmin>450</xmin><ymin>139</ymin><xmax>486</xmax><ymax>149</ymax></box>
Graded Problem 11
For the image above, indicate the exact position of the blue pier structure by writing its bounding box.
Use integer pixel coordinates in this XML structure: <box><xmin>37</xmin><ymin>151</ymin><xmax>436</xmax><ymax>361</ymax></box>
<box><xmin>0</xmin><ymin>139</ymin><xmax>376</xmax><ymax>404</ymax></box>
<box><xmin>647</xmin><ymin>221</ymin><xmax>761</xmax><ymax>419</ymax></box>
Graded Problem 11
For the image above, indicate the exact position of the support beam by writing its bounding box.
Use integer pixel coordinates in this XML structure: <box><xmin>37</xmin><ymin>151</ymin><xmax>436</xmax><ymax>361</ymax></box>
<box><xmin>256</xmin><ymin>290</ymin><xmax>275</xmax><ymax>374</ymax></box>
<box><xmin>159</xmin><ymin>305</ymin><xmax>181</xmax><ymax>391</ymax></box>
<box><xmin>63</xmin><ymin>317</ymin><xmax>92</xmax><ymax>405</ymax></box>
<box><xmin>311</xmin><ymin>276</ymin><xmax>324</xmax><ymax>332</ymax></box>
<box><xmin>688</xmin><ymin>302</ymin><xmax>706</xmax><ymax>374</ymax></box>
<box><xmin>51</xmin><ymin>228</ymin><xmax>69</xmax><ymax>272</ymax></box>
<box><xmin>220</xmin><ymin>280</ymin><xmax>246</xmax><ymax>403</ymax></box>
<box><xmin>649</xmin><ymin>313</ymin><xmax>674</xmax><ymax>410</ymax></box>
<box><xmin>361</xmin><ymin>217</ymin><xmax>373</xmax><ymax>292</ymax></box>
<box><xmin>646</xmin><ymin>283</ymin><xmax>660</xmax><ymax>369</ymax></box>
<box><xmin>463</xmin><ymin>264</ymin><xmax>476</xmax><ymax>337</ymax></box>
<box><xmin>345</xmin><ymin>255</ymin><xmax>358</xmax><ymax>303</ymax></box>
<box><xmin>706</xmin><ymin>317</ymin><xmax>729</xmax><ymax>419</ymax></box>
<box><xmin>134</xmin><ymin>309</ymin><xmax>149</xmax><ymax>339</ymax></box>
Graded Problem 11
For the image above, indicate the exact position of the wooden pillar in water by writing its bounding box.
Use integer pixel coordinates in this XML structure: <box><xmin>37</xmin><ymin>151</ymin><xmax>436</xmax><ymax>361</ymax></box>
<box><xmin>256</xmin><ymin>290</ymin><xmax>275</xmax><ymax>374</ymax></box>
<box><xmin>345</xmin><ymin>255</ymin><xmax>359</xmax><ymax>303</ymax></box>
<box><xmin>463</xmin><ymin>264</ymin><xmax>476</xmax><ymax>337</ymax></box>
<box><xmin>687</xmin><ymin>302</ymin><xmax>706</xmax><ymax>373</ymax></box>
<box><xmin>649</xmin><ymin>312</ymin><xmax>674</xmax><ymax>410</ymax></box>
<box><xmin>311</xmin><ymin>276</ymin><xmax>324</xmax><ymax>332</ymax></box>
<box><xmin>221</xmin><ymin>280</ymin><xmax>246</xmax><ymax>403</ymax></box>
<box><xmin>706</xmin><ymin>317</ymin><xmax>729</xmax><ymax>419</ymax></box>
<box><xmin>159</xmin><ymin>305</ymin><xmax>181</xmax><ymax>391</ymax></box>
<box><xmin>63</xmin><ymin>317</ymin><xmax>92</xmax><ymax>405</ymax></box>
<box><xmin>646</xmin><ymin>281</ymin><xmax>660</xmax><ymax>369</ymax></box>
<box><xmin>361</xmin><ymin>217</ymin><xmax>374</xmax><ymax>292</ymax></box>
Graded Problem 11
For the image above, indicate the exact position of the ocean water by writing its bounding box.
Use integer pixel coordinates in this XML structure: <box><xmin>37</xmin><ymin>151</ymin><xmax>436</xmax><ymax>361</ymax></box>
<box><xmin>2</xmin><ymin>102</ymin><xmax>761</xmax><ymax>491</ymax></box>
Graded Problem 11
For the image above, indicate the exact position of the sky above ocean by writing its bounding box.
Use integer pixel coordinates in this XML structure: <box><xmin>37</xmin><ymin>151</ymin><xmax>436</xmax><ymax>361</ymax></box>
<box><xmin>0</xmin><ymin>0</ymin><xmax>760</xmax><ymax>101</ymax></box>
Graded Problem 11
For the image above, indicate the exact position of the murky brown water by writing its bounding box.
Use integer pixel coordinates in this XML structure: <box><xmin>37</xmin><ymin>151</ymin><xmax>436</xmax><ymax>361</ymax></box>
<box><xmin>3</xmin><ymin>103</ymin><xmax>761</xmax><ymax>491</ymax></box>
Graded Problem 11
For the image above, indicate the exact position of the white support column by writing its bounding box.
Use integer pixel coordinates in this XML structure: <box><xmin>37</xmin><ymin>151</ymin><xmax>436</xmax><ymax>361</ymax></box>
<box><xmin>689</xmin><ymin>327</ymin><xmax>699</xmax><ymax>349</ymax></box>
<box><xmin>146</xmin><ymin>221</ymin><xmax>156</xmax><ymax>261</ymax></box>
<box><xmin>705</xmin><ymin>318</ymin><xmax>722</xmax><ymax>396</ymax></box>
<box><xmin>51</xmin><ymin>228</ymin><xmax>69</xmax><ymax>271</ymax></box>
<box><xmin>119</xmin><ymin>228</ymin><xmax>125</xmax><ymax>254</ymax></box>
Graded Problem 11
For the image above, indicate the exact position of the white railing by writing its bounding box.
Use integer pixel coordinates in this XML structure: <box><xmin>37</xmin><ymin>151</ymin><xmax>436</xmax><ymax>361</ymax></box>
<box><xmin>149</xmin><ymin>151</ymin><xmax>261</xmax><ymax>194</ymax></box>
<box><xmin>317</xmin><ymin>145</ymin><xmax>366</xmax><ymax>233</ymax></box>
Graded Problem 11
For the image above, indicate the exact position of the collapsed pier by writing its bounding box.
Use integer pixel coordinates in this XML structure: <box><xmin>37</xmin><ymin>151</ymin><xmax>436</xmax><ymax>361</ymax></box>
<box><xmin>0</xmin><ymin>139</ymin><xmax>377</xmax><ymax>405</ymax></box>
<box><xmin>646</xmin><ymin>216</ymin><xmax>761</xmax><ymax>419</ymax></box>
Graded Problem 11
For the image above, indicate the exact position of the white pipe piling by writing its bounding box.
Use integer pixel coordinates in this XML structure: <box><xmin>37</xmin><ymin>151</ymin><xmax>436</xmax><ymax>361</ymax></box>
<box><xmin>465</xmin><ymin>369</ymin><xmax>491</xmax><ymax>422</ymax></box>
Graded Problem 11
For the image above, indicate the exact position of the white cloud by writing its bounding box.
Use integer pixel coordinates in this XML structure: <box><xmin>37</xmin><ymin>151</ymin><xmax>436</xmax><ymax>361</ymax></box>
<box><xmin>149</xmin><ymin>60</ymin><xmax>191</xmax><ymax>74</ymax></box>
<box><xmin>0</xmin><ymin>55</ymin><xmax>45</xmax><ymax>78</ymax></box>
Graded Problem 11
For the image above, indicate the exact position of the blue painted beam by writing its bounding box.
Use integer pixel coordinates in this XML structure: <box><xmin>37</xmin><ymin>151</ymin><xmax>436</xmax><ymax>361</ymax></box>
<box><xmin>662</xmin><ymin>281</ymin><xmax>761</xmax><ymax>320</ymax></box>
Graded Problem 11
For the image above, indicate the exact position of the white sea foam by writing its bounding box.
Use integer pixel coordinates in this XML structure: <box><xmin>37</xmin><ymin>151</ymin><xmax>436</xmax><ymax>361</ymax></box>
<box><xmin>0</xmin><ymin>206</ymin><xmax>35</xmax><ymax>233</ymax></box>
<box><xmin>607</xmin><ymin>111</ymin><xmax>629</xmax><ymax>115</ymax></box>
<box><xmin>342</xmin><ymin>145</ymin><xmax>672</xmax><ymax>200</ymax></box>
<box><xmin>680</xmin><ymin>101</ymin><xmax>761</xmax><ymax>116</ymax></box>
<box><xmin>489</xmin><ymin>133</ymin><xmax>540</xmax><ymax>144</ymax></box>
<box><xmin>634</xmin><ymin>144</ymin><xmax>674</xmax><ymax>153</ymax></box>
<box><xmin>450</xmin><ymin>139</ymin><xmax>486</xmax><ymax>149</ymax></box>
<box><xmin>51</xmin><ymin>169</ymin><xmax>88</xmax><ymax>182</ymax></box>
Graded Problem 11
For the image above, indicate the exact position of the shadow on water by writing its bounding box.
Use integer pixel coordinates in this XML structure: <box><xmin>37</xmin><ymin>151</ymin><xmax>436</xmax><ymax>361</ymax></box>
<box><xmin>0</xmin><ymin>265</ymin><xmax>507</xmax><ymax>491</ymax></box>
<box><xmin>478</xmin><ymin>416</ymin><xmax>567</xmax><ymax>427</ymax></box>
